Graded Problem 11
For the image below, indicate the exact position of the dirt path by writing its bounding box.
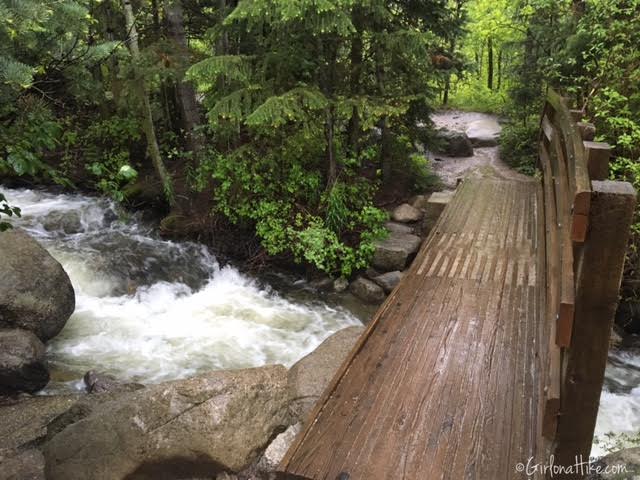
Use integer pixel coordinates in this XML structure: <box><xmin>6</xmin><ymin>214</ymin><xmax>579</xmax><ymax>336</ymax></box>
<box><xmin>430</xmin><ymin>110</ymin><xmax>531</xmax><ymax>189</ymax></box>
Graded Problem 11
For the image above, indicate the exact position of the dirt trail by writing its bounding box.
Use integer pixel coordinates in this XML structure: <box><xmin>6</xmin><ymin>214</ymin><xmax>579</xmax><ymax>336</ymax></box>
<box><xmin>429</xmin><ymin>110</ymin><xmax>530</xmax><ymax>189</ymax></box>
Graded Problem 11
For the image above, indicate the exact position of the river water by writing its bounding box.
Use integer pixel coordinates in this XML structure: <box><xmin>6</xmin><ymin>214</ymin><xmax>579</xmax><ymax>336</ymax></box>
<box><xmin>1</xmin><ymin>184</ymin><xmax>638</xmax><ymax>457</ymax></box>
<box><xmin>0</xmin><ymin>186</ymin><xmax>363</xmax><ymax>391</ymax></box>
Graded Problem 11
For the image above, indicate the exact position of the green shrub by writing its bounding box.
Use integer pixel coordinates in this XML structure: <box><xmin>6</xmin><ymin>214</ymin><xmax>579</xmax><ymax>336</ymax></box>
<box><xmin>499</xmin><ymin>120</ymin><xmax>539</xmax><ymax>176</ymax></box>
<box><xmin>447</xmin><ymin>76</ymin><xmax>509</xmax><ymax>114</ymax></box>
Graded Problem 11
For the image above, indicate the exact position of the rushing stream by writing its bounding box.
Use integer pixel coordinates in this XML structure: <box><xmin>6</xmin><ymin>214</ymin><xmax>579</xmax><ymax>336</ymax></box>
<box><xmin>1</xmin><ymin>183</ymin><xmax>639</xmax><ymax>457</ymax></box>
<box><xmin>0</xmin><ymin>186</ymin><xmax>363</xmax><ymax>391</ymax></box>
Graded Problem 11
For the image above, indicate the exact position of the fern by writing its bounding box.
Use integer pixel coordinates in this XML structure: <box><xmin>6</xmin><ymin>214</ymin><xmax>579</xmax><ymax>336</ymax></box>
<box><xmin>0</xmin><ymin>55</ymin><xmax>34</xmax><ymax>88</ymax></box>
<box><xmin>246</xmin><ymin>86</ymin><xmax>328</xmax><ymax>128</ymax></box>
<box><xmin>187</xmin><ymin>55</ymin><xmax>253</xmax><ymax>88</ymax></box>
<box><xmin>208</xmin><ymin>85</ymin><xmax>264</xmax><ymax>126</ymax></box>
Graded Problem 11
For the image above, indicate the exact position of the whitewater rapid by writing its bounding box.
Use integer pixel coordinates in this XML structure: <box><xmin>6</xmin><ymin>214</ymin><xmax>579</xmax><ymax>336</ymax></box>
<box><xmin>0</xmin><ymin>186</ymin><xmax>362</xmax><ymax>391</ymax></box>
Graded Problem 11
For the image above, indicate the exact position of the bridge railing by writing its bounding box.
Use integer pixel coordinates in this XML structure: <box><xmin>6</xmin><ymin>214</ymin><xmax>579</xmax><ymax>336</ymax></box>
<box><xmin>538</xmin><ymin>88</ymin><xmax>636</xmax><ymax>470</ymax></box>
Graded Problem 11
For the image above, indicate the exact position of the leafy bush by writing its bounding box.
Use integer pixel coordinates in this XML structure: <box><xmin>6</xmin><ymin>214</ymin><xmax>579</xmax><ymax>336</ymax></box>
<box><xmin>0</xmin><ymin>96</ymin><xmax>61</xmax><ymax>177</ymax></box>
<box><xmin>499</xmin><ymin>120</ymin><xmax>539</xmax><ymax>176</ymax></box>
<box><xmin>0</xmin><ymin>193</ymin><xmax>21</xmax><ymax>232</ymax></box>
<box><xmin>447</xmin><ymin>76</ymin><xmax>510</xmax><ymax>114</ymax></box>
<box><xmin>197</xmin><ymin>131</ymin><xmax>388</xmax><ymax>277</ymax></box>
<box><xmin>80</xmin><ymin>116</ymin><xmax>142</xmax><ymax>201</ymax></box>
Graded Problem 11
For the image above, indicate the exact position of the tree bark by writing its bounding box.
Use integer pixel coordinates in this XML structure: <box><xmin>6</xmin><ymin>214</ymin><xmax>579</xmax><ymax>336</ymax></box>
<box><xmin>164</xmin><ymin>0</ymin><xmax>203</xmax><ymax>156</ymax></box>
<box><xmin>487</xmin><ymin>36</ymin><xmax>494</xmax><ymax>90</ymax></box>
<box><xmin>326</xmin><ymin>106</ymin><xmax>337</xmax><ymax>188</ymax></box>
<box><xmin>346</xmin><ymin>9</ymin><xmax>363</xmax><ymax>156</ymax></box>
<box><xmin>375</xmin><ymin>47</ymin><xmax>392</xmax><ymax>185</ymax></box>
<box><xmin>123</xmin><ymin>0</ymin><xmax>174</xmax><ymax>205</ymax></box>
<box><xmin>497</xmin><ymin>48</ymin><xmax>502</xmax><ymax>91</ymax></box>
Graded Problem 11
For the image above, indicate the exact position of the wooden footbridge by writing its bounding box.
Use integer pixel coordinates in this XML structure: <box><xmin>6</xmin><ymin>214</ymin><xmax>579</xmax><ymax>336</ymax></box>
<box><xmin>278</xmin><ymin>90</ymin><xmax>637</xmax><ymax>480</ymax></box>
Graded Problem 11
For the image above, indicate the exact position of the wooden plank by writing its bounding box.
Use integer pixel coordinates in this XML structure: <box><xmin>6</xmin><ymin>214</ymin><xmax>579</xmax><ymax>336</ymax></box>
<box><xmin>547</xmin><ymin>88</ymin><xmax>591</xmax><ymax>216</ymax></box>
<box><xmin>538</xmin><ymin>141</ymin><xmax>561</xmax><ymax>440</ymax></box>
<box><xmin>551</xmin><ymin>132</ymin><xmax>576</xmax><ymax>348</ymax></box>
<box><xmin>279</xmin><ymin>179</ymin><xmax>545</xmax><ymax>479</ymax></box>
<box><xmin>555</xmin><ymin>181</ymin><xmax>636</xmax><ymax>474</ymax></box>
<box><xmin>542</xmin><ymin>114</ymin><xmax>554</xmax><ymax>142</ymax></box>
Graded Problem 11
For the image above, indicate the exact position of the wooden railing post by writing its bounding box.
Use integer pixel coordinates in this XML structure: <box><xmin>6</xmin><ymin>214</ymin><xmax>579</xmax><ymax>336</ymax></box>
<box><xmin>555</xmin><ymin>180</ymin><xmax>636</xmax><ymax>477</ymax></box>
<box><xmin>583</xmin><ymin>141</ymin><xmax>612</xmax><ymax>181</ymax></box>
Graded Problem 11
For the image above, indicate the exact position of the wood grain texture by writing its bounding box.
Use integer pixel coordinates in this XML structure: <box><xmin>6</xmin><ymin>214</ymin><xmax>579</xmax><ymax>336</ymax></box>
<box><xmin>278</xmin><ymin>178</ymin><xmax>546</xmax><ymax>480</ymax></box>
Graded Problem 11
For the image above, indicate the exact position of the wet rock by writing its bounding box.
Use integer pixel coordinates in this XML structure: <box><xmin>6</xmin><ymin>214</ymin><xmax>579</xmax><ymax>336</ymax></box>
<box><xmin>364</xmin><ymin>267</ymin><xmax>381</xmax><ymax>280</ymax></box>
<box><xmin>333</xmin><ymin>278</ymin><xmax>349</xmax><ymax>293</ymax></box>
<box><xmin>43</xmin><ymin>366</ymin><xmax>289</xmax><ymax>480</ymax></box>
<box><xmin>42</xmin><ymin>211</ymin><xmax>82</xmax><ymax>235</ymax></box>
<box><xmin>308</xmin><ymin>275</ymin><xmax>334</xmax><ymax>291</ymax></box>
<box><xmin>372</xmin><ymin>271</ymin><xmax>404</xmax><ymax>293</ymax></box>
<box><xmin>586</xmin><ymin>447</ymin><xmax>640</xmax><ymax>479</ymax></box>
<box><xmin>434</xmin><ymin>129</ymin><xmax>474</xmax><ymax>157</ymax></box>
<box><xmin>465</xmin><ymin>119</ymin><xmax>502</xmax><ymax>147</ymax></box>
<box><xmin>0</xmin><ymin>448</ymin><xmax>45</xmax><ymax>480</ymax></box>
<box><xmin>391</xmin><ymin>204</ymin><xmax>423</xmax><ymax>223</ymax></box>
<box><xmin>349</xmin><ymin>277</ymin><xmax>386</xmax><ymax>304</ymax></box>
<box><xmin>615</xmin><ymin>300</ymin><xmax>640</xmax><ymax>334</ymax></box>
<box><xmin>0</xmin><ymin>229</ymin><xmax>75</xmax><ymax>341</ymax></box>
<box><xmin>0</xmin><ymin>395</ymin><xmax>79</xmax><ymax>450</ymax></box>
<box><xmin>384</xmin><ymin>221</ymin><xmax>414</xmax><ymax>235</ymax></box>
<box><xmin>83</xmin><ymin>370</ymin><xmax>144</xmax><ymax>394</ymax></box>
<box><xmin>288</xmin><ymin>326</ymin><xmax>364</xmax><ymax>423</ymax></box>
<box><xmin>0</xmin><ymin>329</ymin><xmax>49</xmax><ymax>394</ymax></box>
<box><xmin>411</xmin><ymin>195</ymin><xmax>430</xmax><ymax>210</ymax></box>
<box><xmin>102</xmin><ymin>208</ymin><xmax>119</xmax><ymax>226</ymax></box>
<box><xmin>372</xmin><ymin>232</ymin><xmax>422</xmax><ymax>272</ymax></box>
<box><xmin>258</xmin><ymin>423</ymin><xmax>302</xmax><ymax>472</ymax></box>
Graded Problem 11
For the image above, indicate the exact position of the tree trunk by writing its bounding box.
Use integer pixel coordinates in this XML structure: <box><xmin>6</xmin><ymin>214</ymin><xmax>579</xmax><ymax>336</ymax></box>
<box><xmin>497</xmin><ymin>48</ymin><xmax>503</xmax><ymax>91</ymax></box>
<box><xmin>164</xmin><ymin>0</ymin><xmax>203</xmax><ymax>156</ymax></box>
<box><xmin>123</xmin><ymin>0</ymin><xmax>174</xmax><ymax>205</ymax></box>
<box><xmin>346</xmin><ymin>9</ymin><xmax>363</xmax><ymax>156</ymax></box>
<box><xmin>326</xmin><ymin>106</ymin><xmax>337</xmax><ymax>188</ymax></box>
<box><xmin>375</xmin><ymin>48</ymin><xmax>392</xmax><ymax>185</ymax></box>
<box><xmin>487</xmin><ymin>36</ymin><xmax>494</xmax><ymax>90</ymax></box>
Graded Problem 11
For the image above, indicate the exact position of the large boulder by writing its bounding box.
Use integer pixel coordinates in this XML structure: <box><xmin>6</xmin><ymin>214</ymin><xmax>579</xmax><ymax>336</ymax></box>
<box><xmin>372</xmin><ymin>232</ymin><xmax>422</xmax><ymax>272</ymax></box>
<box><xmin>0</xmin><ymin>229</ymin><xmax>75</xmax><ymax>341</ymax></box>
<box><xmin>0</xmin><ymin>395</ymin><xmax>79</xmax><ymax>451</ymax></box>
<box><xmin>587</xmin><ymin>447</ymin><xmax>640</xmax><ymax>479</ymax></box>
<box><xmin>434</xmin><ymin>129</ymin><xmax>474</xmax><ymax>157</ymax></box>
<box><xmin>41</xmin><ymin>211</ymin><xmax>83</xmax><ymax>235</ymax></box>
<box><xmin>0</xmin><ymin>448</ymin><xmax>45</xmax><ymax>480</ymax></box>
<box><xmin>349</xmin><ymin>277</ymin><xmax>386</xmax><ymax>304</ymax></box>
<box><xmin>0</xmin><ymin>329</ymin><xmax>49</xmax><ymax>394</ymax></box>
<box><xmin>391</xmin><ymin>203</ymin><xmax>423</xmax><ymax>223</ymax></box>
<box><xmin>465</xmin><ymin>118</ymin><xmax>502</xmax><ymax>147</ymax></box>
<box><xmin>288</xmin><ymin>326</ymin><xmax>364</xmax><ymax>423</ymax></box>
<box><xmin>384</xmin><ymin>221</ymin><xmax>414</xmax><ymax>235</ymax></box>
<box><xmin>43</xmin><ymin>365</ymin><xmax>289</xmax><ymax>480</ymax></box>
<box><xmin>257</xmin><ymin>422</ymin><xmax>302</xmax><ymax>472</ymax></box>
<box><xmin>372</xmin><ymin>271</ymin><xmax>404</xmax><ymax>293</ymax></box>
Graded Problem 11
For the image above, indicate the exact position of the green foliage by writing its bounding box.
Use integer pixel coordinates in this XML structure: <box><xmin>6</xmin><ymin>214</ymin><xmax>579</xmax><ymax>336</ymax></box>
<box><xmin>185</xmin><ymin>0</ymin><xmax>457</xmax><ymax>274</ymax></box>
<box><xmin>81</xmin><ymin>116</ymin><xmax>141</xmax><ymax>201</ymax></box>
<box><xmin>447</xmin><ymin>75</ymin><xmax>509</xmax><ymax>113</ymax></box>
<box><xmin>0</xmin><ymin>192</ymin><xmax>21</xmax><ymax>232</ymax></box>
<box><xmin>499</xmin><ymin>120</ymin><xmax>539</xmax><ymax>176</ymax></box>
<box><xmin>0</xmin><ymin>96</ymin><xmax>61</xmax><ymax>176</ymax></box>
<box><xmin>200</xmin><ymin>131</ymin><xmax>388</xmax><ymax>277</ymax></box>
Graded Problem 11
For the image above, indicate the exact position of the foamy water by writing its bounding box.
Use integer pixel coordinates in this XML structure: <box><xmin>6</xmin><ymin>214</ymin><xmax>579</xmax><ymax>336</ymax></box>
<box><xmin>593</xmin><ymin>350</ymin><xmax>640</xmax><ymax>457</ymax></box>
<box><xmin>1</xmin><ymin>186</ymin><xmax>362</xmax><ymax>389</ymax></box>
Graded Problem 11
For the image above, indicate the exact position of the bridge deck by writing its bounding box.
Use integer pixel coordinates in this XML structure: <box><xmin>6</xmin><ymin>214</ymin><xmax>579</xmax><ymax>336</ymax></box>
<box><xmin>279</xmin><ymin>178</ymin><xmax>547</xmax><ymax>480</ymax></box>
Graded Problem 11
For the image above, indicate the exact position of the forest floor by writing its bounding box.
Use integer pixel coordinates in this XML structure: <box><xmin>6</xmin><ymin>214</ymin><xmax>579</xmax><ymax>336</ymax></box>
<box><xmin>430</xmin><ymin>110</ymin><xmax>530</xmax><ymax>188</ymax></box>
